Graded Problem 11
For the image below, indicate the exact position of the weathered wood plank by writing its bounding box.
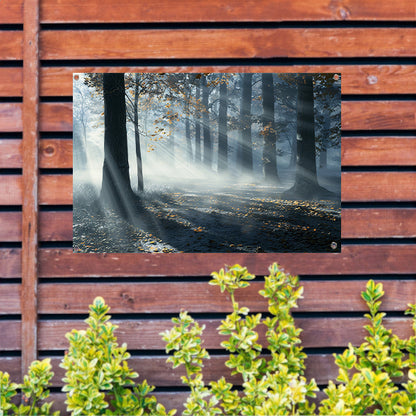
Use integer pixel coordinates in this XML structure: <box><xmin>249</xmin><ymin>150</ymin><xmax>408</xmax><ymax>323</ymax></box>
<box><xmin>0</xmin><ymin>68</ymin><xmax>23</xmax><ymax>97</ymax></box>
<box><xmin>37</xmin><ymin>317</ymin><xmax>413</xmax><ymax>350</ymax></box>
<box><xmin>342</xmin><ymin>101</ymin><xmax>416</xmax><ymax>131</ymax></box>
<box><xmin>0</xmin><ymin>139</ymin><xmax>72</xmax><ymax>169</ymax></box>
<box><xmin>40</xmin><ymin>29</ymin><xmax>415</xmax><ymax>60</ymax></box>
<box><xmin>0</xmin><ymin>321</ymin><xmax>21</xmax><ymax>350</ymax></box>
<box><xmin>3</xmin><ymin>0</ymin><xmax>415</xmax><ymax>24</ymax></box>
<box><xmin>38</xmin><ymin>0</ymin><xmax>416</xmax><ymax>23</ymax></box>
<box><xmin>0</xmin><ymin>103</ymin><xmax>22</xmax><ymax>132</ymax></box>
<box><xmin>0</xmin><ymin>284</ymin><xmax>21</xmax><ymax>314</ymax></box>
<box><xmin>37</xmin><ymin>280</ymin><xmax>416</xmax><ymax>314</ymax></box>
<box><xmin>33</xmin><ymin>245</ymin><xmax>416</xmax><ymax>277</ymax></box>
<box><xmin>0</xmin><ymin>212</ymin><xmax>21</xmax><ymax>241</ymax></box>
<box><xmin>39</xmin><ymin>65</ymin><xmax>416</xmax><ymax>95</ymax></box>
<box><xmin>342</xmin><ymin>208</ymin><xmax>416</xmax><ymax>238</ymax></box>
<box><xmin>0</xmin><ymin>139</ymin><xmax>22</xmax><ymax>168</ymax></box>
<box><xmin>0</xmin><ymin>32</ymin><xmax>23</xmax><ymax>60</ymax></box>
<box><xmin>0</xmin><ymin>249</ymin><xmax>21</xmax><ymax>279</ymax></box>
<box><xmin>342</xmin><ymin>137</ymin><xmax>416</xmax><ymax>166</ymax></box>
<box><xmin>0</xmin><ymin>0</ymin><xmax>23</xmax><ymax>24</ymax></box>
<box><xmin>39</xmin><ymin>103</ymin><xmax>72</xmax><ymax>132</ymax></box>
<box><xmin>21</xmin><ymin>0</ymin><xmax>41</xmax><ymax>375</ymax></box>
<box><xmin>342</xmin><ymin>172</ymin><xmax>416</xmax><ymax>202</ymax></box>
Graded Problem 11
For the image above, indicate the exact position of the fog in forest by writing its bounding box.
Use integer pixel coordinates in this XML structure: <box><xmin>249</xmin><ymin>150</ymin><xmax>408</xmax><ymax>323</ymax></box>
<box><xmin>73</xmin><ymin>72</ymin><xmax>341</xmax><ymax>253</ymax></box>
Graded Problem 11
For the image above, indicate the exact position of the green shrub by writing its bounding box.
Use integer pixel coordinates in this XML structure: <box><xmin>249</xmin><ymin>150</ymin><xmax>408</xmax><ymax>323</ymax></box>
<box><xmin>0</xmin><ymin>358</ymin><xmax>58</xmax><ymax>416</ymax></box>
<box><xmin>60</xmin><ymin>296</ymin><xmax>174</xmax><ymax>416</ymax></box>
<box><xmin>162</xmin><ymin>263</ymin><xmax>416</xmax><ymax>416</ymax></box>
<box><xmin>319</xmin><ymin>280</ymin><xmax>416</xmax><ymax>415</ymax></box>
<box><xmin>0</xmin><ymin>264</ymin><xmax>414</xmax><ymax>416</ymax></box>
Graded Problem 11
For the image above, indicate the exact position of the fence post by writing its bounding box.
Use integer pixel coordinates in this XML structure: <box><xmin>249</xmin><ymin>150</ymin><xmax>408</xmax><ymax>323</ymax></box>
<box><xmin>21</xmin><ymin>0</ymin><xmax>40</xmax><ymax>377</ymax></box>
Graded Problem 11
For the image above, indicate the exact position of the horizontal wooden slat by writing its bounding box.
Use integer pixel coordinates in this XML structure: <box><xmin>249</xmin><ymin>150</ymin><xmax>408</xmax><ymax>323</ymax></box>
<box><xmin>3</xmin><ymin>138</ymin><xmax>415</xmax><ymax>170</ymax></box>
<box><xmin>37</xmin><ymin>317</ymin><xmax>413</xmax><ymax>350</ymax></box>
<box><xmin>0</xmin><ymin>139</ymin><xmax>22</xmax><ymax>168</ymax></box>
<box><xmin>1</xmin><ymin>65</ymin><xmax>413</xmax><ymax>97</ymax></box>
<box><xmin>0</xmin><ymin>139</ymin><xmax>72</xmax><ymax>168</ymax></box>
<box><xmin>2</xmin><ymin>172</ymin><xmax>415</xmax><ymax>205</ymax></box>
<box><xmin>2</xmin><ymin>0</ymin><xmax>415</xmax><ymax>24</ymax></box>
<box><xmin>0</xmin><ymin>321</ymin><xmax>20</xmax><ymax>350</ymax></box>
<box><xmin>0</xmin><ymin>32</ymin><xmax>23</xmax><ymax>60</ymax></box>
<box><xmin>0</xmin><ymin>103</ymin><xmax>22</xmax><ymax>132</ymax></box>
<box><xmin>38</xmin><ymin>245</ymin><xmax>416</xmax><ymax>277</ymax></box>
<box><xmin>38</xmin><ymin>0</ymin><xmax>416</xmax><ymax>23</ymax></box>
<box><xmin>38</xmin><ymin>280</ymin><xmax>416</xmax><ymax>314</ymax></box>
<box><xmin>2</xmin><ymin>246</ymin><xmax>415</xmax><ymax>278</ymax></box>
<box><xmin>36</xmin><ymin>65</ymin><xmax>416</xmax><ymax>96</ymax></box>
<box><xmin>342</xmin><ymin>172</ymin><xmax>416</xmax><ymax>202</ymax></box>
<box><xmin>0</xmin><ymin>0</ymin><xmax>23</xmax><ymax>24</ymax></box>
<box><xmin>0</xmin><ymin>284</ymin><xmax>21</xmax><ymax>314</ymax></box>
<box><xmin>0</xmin><ymin>68</ymin><xmax>23</xmax><ymax>97</ymax></box>
<box><xmin>0</xmin><ymin>212</ymin><xmax>21</xmax><ymax>241</ymax></box>
<box><xmin>40</xmin><ymin>29</ymin><xmax>415</xmax><ymax>60</ymax></box>
<box><xmin>342</xmin><ymin>101</ymin><xmax>416</xmax><ymax>130</ymax></box>
<box><xmin>342</xmin><ymin>137</ymin><xmax>416</xmax><ymax>166</ymax></box>
<box><xmin>342</xmin><ymin>208</ymin><xmax>416</xmax><ymax>238</ymax></box>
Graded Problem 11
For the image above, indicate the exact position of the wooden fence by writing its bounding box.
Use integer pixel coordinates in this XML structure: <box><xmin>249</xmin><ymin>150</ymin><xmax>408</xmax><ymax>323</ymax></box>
<box><xmin>0</xmin><ymin>0</ymin><xmax>415</xmax><ymax>413</ymax></box>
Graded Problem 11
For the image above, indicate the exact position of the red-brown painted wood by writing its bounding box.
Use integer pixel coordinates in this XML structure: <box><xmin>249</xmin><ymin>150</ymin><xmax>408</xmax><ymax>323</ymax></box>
<box><xmin>0</xmin><ymin>32</ymin><xmax>23</xmax><ymax>60</ymax></box>
<box><xmin>37</xmin><ymin>317</ymin><xmax>413</xmax><ymax>350</ymax></box>
<box><xmin>342</xmin><ymin>172</ymin><xmax>416</xmax><ymax>202</ymax></box>
<box><xmin>39</xmin><ymin>0</ymin><xmax>416</xmax><ymax>23</ymax></box>
<box><xmin>21</xmin><ymin>0</ymin><xmax>40</xmax><ymax>377</ymax></box>
<box><xmin>37</xmin><ymin>280</ymin><xmax>416</xmax><ymax>314</ymax></box>
<box><xmin>36</xmin><ymin>245</ymin><xmax>416</xmax><ymax>277</ymax></box>
<box><xmin>0</xmin><ymin>284</ymin><xmax>21</xmax><ymax>314</ymax></box>
<box><xmin>342</xmin><ymin>137</ymin><xmax>416</xmax><ymax>166</ymax></box>
<box><xmin>3</xmin><ymin>0</ymin><xmax>415</xmax><ymax>24</ymax></box>
<box><xmin>40</xmin><ymin>29</ymin><xmax>416</xmax><ymax>60</ymax></box>
<box><xmin>36</xmin><ymin>65</ymin><xmax>416</xmax><ymax>96</ymax></box>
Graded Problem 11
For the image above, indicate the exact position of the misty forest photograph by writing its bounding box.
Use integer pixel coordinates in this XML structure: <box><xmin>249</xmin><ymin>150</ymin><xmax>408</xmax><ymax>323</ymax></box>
<box><xmin>73</xmin><ymin>72</ymin><xmax>341</xmax><ymax>253</ymax></box>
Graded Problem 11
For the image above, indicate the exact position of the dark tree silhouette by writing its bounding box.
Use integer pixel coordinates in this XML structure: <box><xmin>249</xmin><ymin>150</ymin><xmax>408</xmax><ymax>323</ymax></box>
<box><xmin>238</xmin><ymin>73</ymin><xmax>253</xmax><ymax>174</ymax></box>
<box><xmin>201</xmin><ymin>74</ymin><xmax>212</xmax><ymax>168</ymax></box>
<box><xmin>261</xmin><ymin>73</ymin><xmax>279</xmax><ymax>182</ymax></box>
<box><xmin>194</xmin><ymin>78</ymin><xmax>202</xmax><ymax>163</ymax></box>
<box><xmin>217</xmin><ymin>78</ymin><xmax>228</xmax><ymax>172</ymax></box>
<box><xmin>283</xmin><ymin>74</ymin><xmax>333</xmax><ymax>200</ymax></box>
<box><xmin>133</xmin><ymin>73</ymin><xmax>144</xmax><ymax>192</ymax></box>
<box><xmin>100</xmin><ymin>73</ymin><xmax>135</xmax><ymax>218</ymax></box>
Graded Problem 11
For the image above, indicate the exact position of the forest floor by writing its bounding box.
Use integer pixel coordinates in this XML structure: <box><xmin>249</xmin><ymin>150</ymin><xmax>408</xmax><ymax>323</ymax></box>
<box><xmin>73</xmin><ymin>182</ymin><xmax>341</xmax><ymax>253</ymax></box>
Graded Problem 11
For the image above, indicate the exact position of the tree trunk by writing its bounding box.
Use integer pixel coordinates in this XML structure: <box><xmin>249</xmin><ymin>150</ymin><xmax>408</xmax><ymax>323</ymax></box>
<box><xmin>134</xmin><ymin>73</ymin><xmax>144</xmax><ymax>192</ymax></box>
<box><xmin>185</xmin><ymin>89</ymin><xmax>192</xmax><ymax>164</ymax></box>
<box><xmin>217</xmin><ymin>79</ymin><xmax>228</xmax><ymax>172</ymax></box>
<box><xmin>282</xmin><ymin>74</ymin><xmax>334</xmax><ymax>200</ymax></box>
<box><xmin>295</xmin><ymin>74</ymin><xmax>318</xmax><ymax>188</ymax></box>
<box><xmin>100</xmin><ymin>73</ymin><xmax>134</xmax><ymax>218</ymax></box>
<box><xmin>194</xmin><ymin>78</ymin><xmax>202</xmax><ymax>163</ymax></box>
<box><xmin>239</xmin><ymin>73</ymin><xmax>253</xmax><ymax>174</ymax></box>
<box><xmin>201</xmin><ymin>74</ymin><xmax>212</xmax><ymax>169</ymax></box>
<box><xmin>261</xmin><ymin>73</ymin><xmax>278</xmax><ymax>183</ymax></box>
